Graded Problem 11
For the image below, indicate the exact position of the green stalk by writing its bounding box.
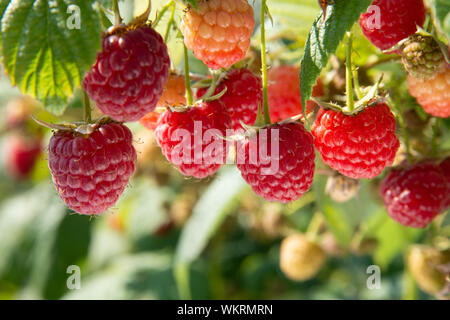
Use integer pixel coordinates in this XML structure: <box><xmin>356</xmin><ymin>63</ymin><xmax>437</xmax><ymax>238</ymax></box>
<box><xmin>163</xmin><ymin>2</ymin><xmax>176</xmax><ymax>43</ymax></box>
<box><xmin>345</xmin><ymin>32</ymin><xmax>355</xmax><ymax>112</ymax></box>
<box><xmin>183</xmin><ymin>44</ymin><xmax>194</xmax><ymax>106</ymax></box>
<box><xmin>153</xmin><ymin>0</ymin><xmax>173</xmax><ymax>29</ymax></box>
<box><xmin>260</xmin><ymin>0</ymin><xmax>271</xmax><ymax>125</ymax></box>
<box><xmin>113</xmin><ymin>0</ymin><xmax>122</xmax><ymax>25</ymax></box>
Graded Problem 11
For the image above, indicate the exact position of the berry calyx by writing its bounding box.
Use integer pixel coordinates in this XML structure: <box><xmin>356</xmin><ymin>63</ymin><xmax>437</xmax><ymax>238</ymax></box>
<box><xmin>380</xmin><ymin>162</ymin><xmax>448</xmax><ymax>228</ymax></box>
<box><xmin>83</xmin><ymin>24</ymin><xmax>170</xmax><ymax>122</ymax></box>
<box><xmin>359</xmin><ymin>0</ymin><xmax>426</xmax><ymax>51</ymax></box>
<box><xmin>154</xmin><ymin>100</ymin><xmax>232</xmax><ymax>179</ymax></box>
<box><xmin>267</xmin><ymin>65</ymin><xmax>324</xmax><ymax>122</ymax></box>
<box><xmin>280</xmin><ymin>234</ymin><xmax>325</xmax><ymax>281</ymax></box>
<box><xmin>401</xmin><ymin>34</ymin><xmax>447</xmax><ymax>79</ymax></box>
<box><xmin>197</xmin><ymin>68</ymin><xmax>262</xmax><ymax>130</ymax></box>
<box><xmin>48</xmin><ymin>122</ymin><xmax>137</xmax><ymax>215</ymax></box>
<box><xmin>312</xmin><ymin>102</ymin><xmax>400</xmax><ymax>179</ymax></box>
<box><xmin>180</xmin><ymin>0</ymin><xmax>255</xmax><ymax>69</ymax></box>
<box><xmin>407</xmin><ymin>67</ymin><xmax>450</xmax><ymax>118</ymax></box>
<box><xmin>236</xmin><ymin>122</ymin><xmax>315</xmax><ymax>203</ymax></box>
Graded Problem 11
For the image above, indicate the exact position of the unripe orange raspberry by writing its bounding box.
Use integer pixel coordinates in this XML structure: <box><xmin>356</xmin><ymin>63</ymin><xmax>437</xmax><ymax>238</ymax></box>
<box><xmin>180</xmin><ymin>0</ymin><xmax>255</xmax><ymax>69</ymax></box>
<box><xmin>280</xmin><ymin>234</ymin><xmax>325</xmax><ymax>281</ymax></box>
<box><xmin>407</xmin><ymin>67</ymin><xmax>450</xmax><ymax>118</ymax></box>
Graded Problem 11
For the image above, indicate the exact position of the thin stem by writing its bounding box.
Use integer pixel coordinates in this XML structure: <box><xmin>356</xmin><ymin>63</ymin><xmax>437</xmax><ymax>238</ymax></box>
<box><xmin>153</xmin><ymin>0</ymin><xmax>173</xmax><ymax>29</ymax></box>
<box><xmin>390</xmin><ymin>97</ymin><xmax>412</xmax><ymax>164</ymax></box>
<box><xmin>164</xmin><ymin>2</ymin><xmax>176</xmax><ymax>43</ymax></box>
<box><xmin>200</xmin><ymin>71</ymin><xmax>220</xmax><ymax>100</ymax></box>
<box><xmin>83</xmin><ymin>91</ymin><xmax>92</xmax><ymax>123</ymax></box>
<box><xmin>345</xmin><ymin>32</ymin><xmax>355</xmax><ymax>112</ymax></box>
<box><xmin>260</xmin><ymin>0</ymin><xmax>271</xmax><ymax>125</ymax></box>
<box><xmin>113</xmin><ymin>0</ymin><xmax>122</xmax><ymax>25</ymax></box>
<box><xmin>306</xmin><ymin>211</ymin><xmax>323</xmax><ymax>241</ymax></box>
<box><xmin>183</xmin><ymin>44</ymin><xmax>193</xmax><ymax>106</ymax></box>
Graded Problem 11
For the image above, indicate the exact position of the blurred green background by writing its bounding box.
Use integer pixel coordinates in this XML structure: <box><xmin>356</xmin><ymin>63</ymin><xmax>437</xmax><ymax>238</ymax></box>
<box><xmin>0</xmin><ymin>0</ymin><xmax>448</xmax><ymax>300</ymax></box>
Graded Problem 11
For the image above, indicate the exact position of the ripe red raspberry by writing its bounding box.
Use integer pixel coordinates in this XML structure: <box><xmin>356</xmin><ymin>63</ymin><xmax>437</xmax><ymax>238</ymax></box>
<box><xmin>312</xmin><ymin>103</ymin><xmax>400</xmax><ymax>179</ymax></box>
<box><xmin>359</xmin><ymin>0</ymin><xmax>426</xmax><ymax>51</ymax></box>
<box><xmin>197</xmin><ymin>68</ymin><xmax>262</xmax><ymax>130</ymax></box>
<box><xmin>48</xmin><ymin>123</ymin><xmax>137</xmax><ymax>215</ymax></box>
<box><xmin>236</xmin><ymin>122</ymin><xmax>315</xmax><ymax>203</ymax></box>
<box><xmin>380</xmin><ymin>162</ymin><xmax>448</xmax><ymax>228</ymax></box>
<box><xmin>4</xmin><ymin>134</ymin><xmax>41</xmax><ymax>180</ymax></box>
<box><xmin>267</xmin><ymin>65</ymin><xmax>324</xmax><ymax>122</ymax></box>
<box><xmin>180</xmin><ymin>0</ymin><xmax>255</xmax><ymax>69</ymax></box>
<box><xmin>83</xmin><ymin>25</ymin><xmax>170</xmax><ymax>122</ymax></box>
<box><xmin>154</xmin><ymin>101</ymin><xmax>232</xmax><ymax>178</ymax></box>
<box><xmin>139</xmin><ymin>74</ymin><xmax>186</xmax><ymax>130</ymax></box>
<box><xmin>407</xmin><ymin>67</ymin><xmax>450</xmax><ymax>118</ymax></box>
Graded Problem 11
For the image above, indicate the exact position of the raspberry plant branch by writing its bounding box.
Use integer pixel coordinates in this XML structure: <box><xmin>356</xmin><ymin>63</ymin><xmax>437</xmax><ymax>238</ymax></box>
<box><xmin>260</xmin><ymin>0</ymin><xmax>271</xmax><ymax>125</ymax></box>
<box><xmin>352</xmin><ymin>68</ymin><xmax>363</xmax><ymax>101</ymax></box>
<box><xmin>183</xmin><ymin>44</ymin><xmax>194</xmax><ymax>106</ymax></box>
<box><xmin>431</xmin><ymin>118</ymin><xmax>440</xmax><ymax>157</ymax></box>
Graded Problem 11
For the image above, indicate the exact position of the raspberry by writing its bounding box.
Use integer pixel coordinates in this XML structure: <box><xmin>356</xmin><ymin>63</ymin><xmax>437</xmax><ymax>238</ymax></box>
<box><xmin>312</xmin><ymin>103</ymin><xmax>399</xmax><ymax>179</ymax></box>
<box><xmin>408</xmin><ymin>246</ymin><xmax>450</xmax><ymax>295</ymax></box>
<box><xmin>380</xmin><ymin>162</ymin><xmax>448</xmax><ymax>228</ymax></box>
<box><xmin>267</xmin><ymin>65</ymin><xmax>324</xmax><ymax>122</ymax></box>
<box><xmin>236</xmin><ymin>122</ymin><xmax>315</xmax><ymax>203</ymax></box>
<box><xmin>139</xmin><ymin>74</ymin><xmax>187</xmax><ymax>130</ymax></box>
<box><xmin>279</xmin><ymin>234</ymin><xmax>325</xmax><ymax>281</ymax></box>
<box><xmin>401</xmin><ymin>34</ymin><xmax>447</xmax><ymax>79</ymax></box>
<box><xmin>407</xmin><ymin>67</ymin><xmax>450</xmax><ymax>118</ymax></box>
<box><xmin>4</xmin><ymin>134</ymin><xmax>41</xmax><ymax>180</ymax></box>
<box><xmin>83</xmin><ymin>24</ymin><xmax>170</xmax><ymax>122</ymax></box>
<box><xmin>180</xmin><ymin>0</ymin><xmax>255</xmax><ymax>69</ymax></box>
<box><xmin>48</xmin><ymin>123</ymin><xmax>137</xmax><ymax>215</ymax></box>
<box><xmin>359</xmin><ymin>0</ymin><xmax>426</xmax><ymax>51</ymax></box>
<box><xmin>197</xmin><ymin>68</ymin><xmax>262</xmax><ymax>130</ymax></box>
<box><xmin>154</xmin><ymin>101</ymin><xmax>232</xmax><ymax>178</ymax></box>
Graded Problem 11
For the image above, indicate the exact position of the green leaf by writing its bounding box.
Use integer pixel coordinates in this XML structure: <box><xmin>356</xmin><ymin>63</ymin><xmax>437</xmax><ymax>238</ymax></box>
<box><xmin>429</xmin><ymin>0</ymin><xmax>450</xmax><ymax>41</ymax></box>
<box><xmin>299</xmin><ymin>0</ymin><xmax>372</xmax><ymax>114</ymax></box>
<box><xmin>0</xmin><ymin>0</ymin><xmax>102</xmax><ymax>115</ymax></box>
<box><xmin>174</xmin><ymin>167</ymin><xmax>246</xmax><ymax>265</ymax></box>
